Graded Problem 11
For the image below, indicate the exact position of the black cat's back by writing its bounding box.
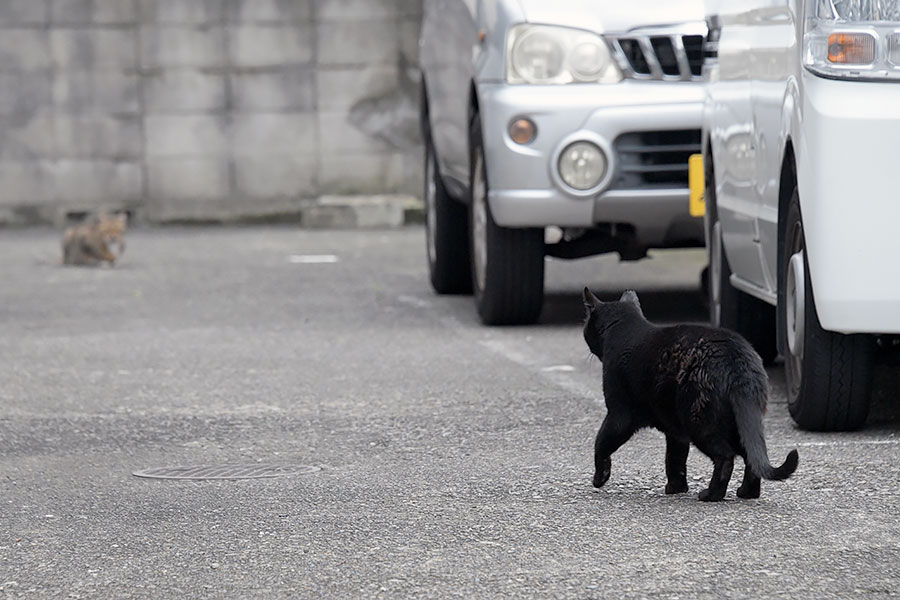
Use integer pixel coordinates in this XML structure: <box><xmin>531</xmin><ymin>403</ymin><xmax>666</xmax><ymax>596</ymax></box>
<box><xmin>652</xmin><ymin>323</ymin><xmax>768</xmax><ymax>405</ymax></box>
<box><xmin>618</xmin><ymin>323</ymin><xmax>766</xmax><ymax>414</ymax></box>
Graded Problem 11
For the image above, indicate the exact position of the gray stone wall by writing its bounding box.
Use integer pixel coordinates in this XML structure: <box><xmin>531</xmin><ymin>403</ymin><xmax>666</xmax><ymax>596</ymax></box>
<box><xmin>0</xmin><ymin>0</ymin><xmax>423</xmax><ymax>224</ymax></box>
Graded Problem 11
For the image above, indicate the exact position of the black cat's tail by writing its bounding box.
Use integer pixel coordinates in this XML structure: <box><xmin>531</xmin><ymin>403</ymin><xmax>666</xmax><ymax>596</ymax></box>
<box><xmin>768</xmin><ymin>448</ymin><xmax>799</xmax><ymax>480</ymax></box>
<box><xmin>731</xmin><ymin>392</ymin><xmax>799</xmax><ymax>481</ymax></box>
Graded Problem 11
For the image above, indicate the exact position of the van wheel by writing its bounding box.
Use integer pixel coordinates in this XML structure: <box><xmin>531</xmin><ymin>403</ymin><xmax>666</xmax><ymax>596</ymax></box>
<box><xmin>425</xmin><ymin>131</ymin><xmax>471</xmax><ymax>294</ymax></box>
<box><xmin>469</xmin><ymin>116</ymin><xmax>544</xmax><ymax>325</ymax></box>
<box><xmin>781</xmin><ymin>188</ymin><xmax>873</xmax><ymax>431</ymax></box>
<box><xmin>705</xmin><ymin>153</ymin><xmax>777</xmax><ymax>364</ymax></box>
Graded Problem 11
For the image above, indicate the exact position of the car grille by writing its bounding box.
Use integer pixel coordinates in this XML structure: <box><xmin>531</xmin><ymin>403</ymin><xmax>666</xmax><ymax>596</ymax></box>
<box><xmin>610</xmin><ymin>33</ymin><xmax>705</xmax><ymax>81</ymax></box>
<box><xmin>611</xmin><ymin>129</ymin><xmax>701</xmax><ymax>189</ymax></box>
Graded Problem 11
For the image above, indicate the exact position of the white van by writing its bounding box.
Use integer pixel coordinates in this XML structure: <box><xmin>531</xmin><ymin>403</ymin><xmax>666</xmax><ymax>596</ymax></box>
<box><xmin>702</xmin><ymin>0</ymin><xmax>900</xmax><ymax>430</ymax></box>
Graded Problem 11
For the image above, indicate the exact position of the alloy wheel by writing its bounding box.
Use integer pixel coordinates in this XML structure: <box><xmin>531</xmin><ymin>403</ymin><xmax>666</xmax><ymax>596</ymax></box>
<box><xmin>785</xmin><ymin>219</ymin><xmax>805</xmax><ymax>401</ymax></box>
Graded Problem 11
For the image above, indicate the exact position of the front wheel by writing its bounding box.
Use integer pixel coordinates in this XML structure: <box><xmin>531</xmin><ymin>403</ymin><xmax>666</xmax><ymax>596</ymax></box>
<box><xmin>781</xmin><ymin>188</ymin><xmax>873</xmax><ymax>431</ymax></box>
<box><xmin>469</xmin><ymin>117</ymin><xmax>544</xmax><ymax>325</ymax></box>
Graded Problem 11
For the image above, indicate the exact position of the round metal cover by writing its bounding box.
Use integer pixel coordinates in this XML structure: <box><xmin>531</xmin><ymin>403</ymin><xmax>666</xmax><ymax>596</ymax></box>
<box><xmin>132</xmin><ymin>464</ymin><xmax>319</xmax><ymax>480</ymax></box>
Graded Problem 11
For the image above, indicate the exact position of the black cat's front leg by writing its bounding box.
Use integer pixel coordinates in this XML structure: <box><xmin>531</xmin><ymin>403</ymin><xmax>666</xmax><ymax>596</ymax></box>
<box><xmin>698</xmin><ymin>457</ymin><xmax>734</xmax><ymax>502</ymax></box>
<box><xmin>593</xmin><ymin>414</ymin><xmax>635</xmax><ymax>489</ymax></box>
<box><xmin>664</xmin><ymin>437</ymin><xmax>690</xmax><ymax>494</ymax></box>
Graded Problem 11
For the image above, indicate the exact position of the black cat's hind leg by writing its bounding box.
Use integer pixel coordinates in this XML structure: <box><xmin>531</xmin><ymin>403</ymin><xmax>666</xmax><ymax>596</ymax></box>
<box><xmin>593</xmin><ymin>415</ymin><xmax>635</xmax><ymax>489</ymax></box>
<box><xmin>736</xmin><ymin>460</ymin><xmax>761</xmax><ymax>499</ymax></box>
<box><xmin>665</xmin><ymin>436</ymin><xmax>690</xmax><ymax>494</ymax></box>
<box><xmin>698</xmin><ymin>457</ymin><xmax>734</xmax><ymax>502</ymax></box>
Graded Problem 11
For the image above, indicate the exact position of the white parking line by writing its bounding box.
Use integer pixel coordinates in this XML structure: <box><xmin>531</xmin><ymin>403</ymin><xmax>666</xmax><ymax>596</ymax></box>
<box><xmin>542</xmin><ymin>365</ymin><xmax>576</xmax><ymax>372</ymax></box>
<box><xmin>396</xmin><ymin>293</ymin><xmax>603</xmax><ymax>403</ymax></box>
<box><xmin>288</xmin><ymin>254</ymin><xmax>339</xmax><ymax>264</ymax></box>
<box><xmin>794</xmin><ymin>439</ymin><xmax>900</xmax><ymax>447</ymax></box>
<box><xmin>397</xmin><ymin>294</ymin><xmax>431</xmax><ymax>309</ymax></box>
<box><xmin>478</xmin><ymin>339</ymin><xmax>601</xmax><ymax>403</ymax></box>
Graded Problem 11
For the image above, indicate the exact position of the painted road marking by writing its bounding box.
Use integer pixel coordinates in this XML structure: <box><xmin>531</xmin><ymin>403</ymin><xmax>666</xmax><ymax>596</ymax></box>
<box><xmin>288</xmin><ymin>254</ymin><xmax>339</xmax><ymax>264</ymax></box>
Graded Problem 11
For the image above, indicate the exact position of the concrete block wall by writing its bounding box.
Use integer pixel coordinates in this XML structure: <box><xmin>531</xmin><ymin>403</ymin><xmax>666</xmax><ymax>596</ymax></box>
<box><xmin>0</xmin><ymin>0</ymin><xmax>423</xmax><ymax>224</ymax></box>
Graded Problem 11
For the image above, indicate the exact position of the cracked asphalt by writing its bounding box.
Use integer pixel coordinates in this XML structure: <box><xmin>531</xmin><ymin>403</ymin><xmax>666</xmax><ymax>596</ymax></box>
<box><xmin>2</xmin><ymin>226</ymin><xmax>899</xmax><ymax>599</ymax></box>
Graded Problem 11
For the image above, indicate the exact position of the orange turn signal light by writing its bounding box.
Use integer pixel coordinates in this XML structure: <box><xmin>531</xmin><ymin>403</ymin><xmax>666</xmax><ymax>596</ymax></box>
<box><xmin>509</xmin><ymin>118</ymin><xmax>536</xmax><ymax>145</ymax></box>
<box><xmin>828</xmin><ymin>32</ymin><xmax>876</xmax><ymax>64</ymax></box>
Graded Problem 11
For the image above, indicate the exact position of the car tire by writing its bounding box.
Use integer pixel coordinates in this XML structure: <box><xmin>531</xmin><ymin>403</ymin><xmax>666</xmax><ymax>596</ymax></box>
<box><xmin>468</xmin><ymin>116</ymin><xmax>544</xmax><ymax>325</ymax></box>
<box><xmin>705</xmin><ymin>154</ymin><xmax>777</xmax><ymax>365</ymax></box>
<box><xmin>424</xmin><ymin>129</ymin><xmax>472</xmax><ymax>294</ymax></box>
<box><xmin>781</xmin><ymin>188</ymin><xmax>873</xmax><ymax>431</ymax></box>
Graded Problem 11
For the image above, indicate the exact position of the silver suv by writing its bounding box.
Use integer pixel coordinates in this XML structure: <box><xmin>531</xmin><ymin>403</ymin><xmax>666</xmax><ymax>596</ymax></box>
<box><xmin>420</xmin><ymin>0</ymin><xmax>708</xmax><ymax>324</ymax></box>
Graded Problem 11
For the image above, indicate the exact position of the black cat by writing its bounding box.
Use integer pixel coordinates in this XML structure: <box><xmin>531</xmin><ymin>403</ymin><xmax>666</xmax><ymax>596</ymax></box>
<box><xmin>582</xmin><ymin>287</ymin><xmax>798</xmax><ymax>502</ymax></box>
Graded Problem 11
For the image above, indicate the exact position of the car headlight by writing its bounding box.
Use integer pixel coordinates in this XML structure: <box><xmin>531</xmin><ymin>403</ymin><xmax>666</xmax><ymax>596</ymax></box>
<box><xmin>506</xmin><ymin>24</ymin><xmax>623</xmax><ymax>84</ymax></box>
<box><xmin>804</xmin><ymin>0</ymin><xmax>900</xmax><ymax>80</ymax></box>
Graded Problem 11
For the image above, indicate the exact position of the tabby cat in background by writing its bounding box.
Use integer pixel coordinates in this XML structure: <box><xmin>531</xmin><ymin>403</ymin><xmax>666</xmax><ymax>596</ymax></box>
<box><xmin>62</xmin><ymin>213</ymin><xmax>127</xmax><ymax>266</ymax></box>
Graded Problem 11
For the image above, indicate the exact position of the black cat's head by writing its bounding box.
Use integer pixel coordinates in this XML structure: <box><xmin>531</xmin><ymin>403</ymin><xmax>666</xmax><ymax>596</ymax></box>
<box><xmin>582</xmin><ymin>287</ymin><xmax>643</xmax><ymax>361</ymax></box>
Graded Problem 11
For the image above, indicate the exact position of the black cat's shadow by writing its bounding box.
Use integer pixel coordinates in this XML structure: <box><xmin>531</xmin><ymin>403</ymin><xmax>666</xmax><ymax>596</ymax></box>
<box><xmin>540</xmin><ymin>287</ymin><xmax>708</xmax><ymax>327</ymax></box>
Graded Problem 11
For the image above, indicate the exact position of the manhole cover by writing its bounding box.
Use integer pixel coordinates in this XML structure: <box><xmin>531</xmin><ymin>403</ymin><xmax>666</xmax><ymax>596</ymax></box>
<box><xmin>132</xmin><ymin>464</ymin><xmax>319</xmax><ymax>480</ymax></box>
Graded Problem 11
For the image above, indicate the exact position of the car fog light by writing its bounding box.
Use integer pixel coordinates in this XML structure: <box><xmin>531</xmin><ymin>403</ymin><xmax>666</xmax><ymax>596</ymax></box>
<box><xmin>509</xmin><ymin>118</ymin><xmax>536</xmax><ymax>144</ymax></box>
<box><xmin>558</xmin><ymin>141</ymin><xmax>607</xmax><ymax>190</ymax></box>
<box><xmin>827</xmin><ymin>32</ymin><xmax>875</xmax><ymax>64</ymax></box>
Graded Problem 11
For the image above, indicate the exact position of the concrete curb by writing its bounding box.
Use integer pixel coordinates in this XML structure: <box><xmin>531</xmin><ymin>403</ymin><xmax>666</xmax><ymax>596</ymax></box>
<box><xmin>301</xmin><ymin>194</ymin><xmax>424</xmax><ymax>229</ymax></box>
<box><xmin>0</xmin><ymin>194</ymin><xmax>426</xmax><ymax>229</ymax></box>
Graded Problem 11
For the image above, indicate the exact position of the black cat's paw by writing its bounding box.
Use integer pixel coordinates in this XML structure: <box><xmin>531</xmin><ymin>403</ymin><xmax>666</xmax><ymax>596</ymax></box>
<box><xmin>592</xmin><ymin>460</ymin><xmax>611</xmax><ymax>489</ymax></box>
<box><xmin>698</xmin><ymin>488</ymin><xmax>726</xmax><ymax>502</ymax></box>
<box><xmin>736</xmin><ymin>483</ymin><xmax>761</xmax><ymax>499</ymax></box>
<box><xmin>665</xmin><ymin>480</ymin><xmax>689</xmax><ymax>495</ymax></box>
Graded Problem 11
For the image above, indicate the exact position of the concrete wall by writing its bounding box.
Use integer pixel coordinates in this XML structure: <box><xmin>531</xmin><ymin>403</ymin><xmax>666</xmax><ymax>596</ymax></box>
<box><xmin>0</xmin><ymin>0</ymin><xmax>423</xmax><ymax>224</ymax></box>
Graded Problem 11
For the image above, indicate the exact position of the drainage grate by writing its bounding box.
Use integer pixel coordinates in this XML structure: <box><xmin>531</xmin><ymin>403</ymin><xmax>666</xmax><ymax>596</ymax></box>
<box><xmin>132</xmin><ymin>464</ymin><xmax>320</xmax><ymax>480</ymax></box>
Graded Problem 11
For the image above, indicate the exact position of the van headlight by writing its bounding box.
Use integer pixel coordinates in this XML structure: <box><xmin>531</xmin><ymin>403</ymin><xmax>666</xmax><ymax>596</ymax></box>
<box><xmin>506</xmin><ymin>24</ymin><xmax>623</xmax><ymax>84</ymax></box>
<box><xmin>804</xmin><ymin>0</ymin><xmax>900</xmax><ymax>80</ymax></box>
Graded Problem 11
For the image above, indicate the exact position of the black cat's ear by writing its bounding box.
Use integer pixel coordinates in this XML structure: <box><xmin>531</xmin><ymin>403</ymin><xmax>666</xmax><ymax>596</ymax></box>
<box><xmin>620</xmin><ymin>289</ymin><xmax>641</xmax><ymax>309</ymax></box>
<box><xmin>583</xmin><ymin>286</ymin><xmax>600</xmax><ymax>311</ymax></box>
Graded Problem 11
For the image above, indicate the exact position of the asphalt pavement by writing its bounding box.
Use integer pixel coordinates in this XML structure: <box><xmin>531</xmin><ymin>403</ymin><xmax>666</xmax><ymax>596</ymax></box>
<box><xmin>2</xmin><ymin>226</ymin><xmax>899</xmax><ymax>599</ymax></box>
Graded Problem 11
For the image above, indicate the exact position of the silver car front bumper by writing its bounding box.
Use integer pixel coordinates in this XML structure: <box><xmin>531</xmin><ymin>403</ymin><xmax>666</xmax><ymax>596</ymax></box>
<box><xmin>478</xmin><ymin>80</ymin><xmax>705</xmax><ymax>248</ymax></box>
